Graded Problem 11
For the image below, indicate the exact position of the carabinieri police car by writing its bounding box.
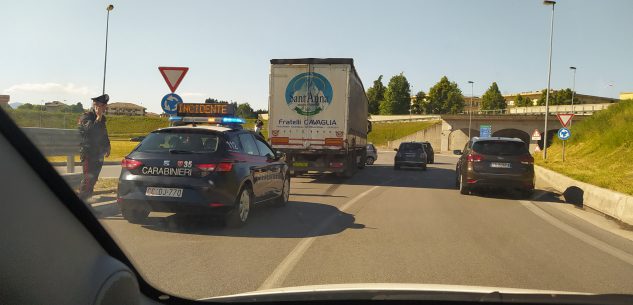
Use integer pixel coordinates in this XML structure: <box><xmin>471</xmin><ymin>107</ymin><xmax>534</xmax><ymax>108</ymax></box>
<box><xmin>117</xmin><ymin>103</ymin><xmax>290</xmax><ymax>227</ymax></box>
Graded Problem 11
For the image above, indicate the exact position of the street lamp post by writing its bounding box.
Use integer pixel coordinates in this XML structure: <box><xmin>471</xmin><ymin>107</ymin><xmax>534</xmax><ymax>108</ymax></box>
<box><xmin>102</xmin><ymin>4</ymin><xmax>114</xmax><ymax>95</ymax></box>
<box><xmin>542</xmin><ymin>0</ymin><xmax>556</xmax><ymax>160</ymax></box>
<box><xmin>468</xmin><ymin>81</ymin><xmax>474</xmax><ymax>140</ymax></box>
<box><xmin>569</xmin><ymin>66</ymin><xmax>577</xmax><ymax>126</ymax></box>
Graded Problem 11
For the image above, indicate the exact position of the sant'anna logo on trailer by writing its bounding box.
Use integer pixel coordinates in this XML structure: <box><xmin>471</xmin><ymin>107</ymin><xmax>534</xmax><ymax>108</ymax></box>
<box><xmin>285</xmin><ymin>72</ymin><xmax>333</xmax><ymax>116</ymax></box>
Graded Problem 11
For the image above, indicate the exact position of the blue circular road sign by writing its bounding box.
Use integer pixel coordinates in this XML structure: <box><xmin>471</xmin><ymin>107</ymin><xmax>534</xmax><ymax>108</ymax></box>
<box><xmin>557</xmin><ymin>127</ymin><xmax>571</xmax><ymax>141</ymax></box>
<box><xmin>161</xmin><ymin>93</ymin><xmax>183</xmax><ymax>115</ymax></box>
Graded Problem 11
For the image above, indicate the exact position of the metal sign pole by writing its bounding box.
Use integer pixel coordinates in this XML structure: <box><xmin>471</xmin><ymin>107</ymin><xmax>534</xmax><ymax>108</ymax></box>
<box><xmin>562</xmin><ymin>140</ymin><xmax>565</xmax><ymax>162</ymax></box>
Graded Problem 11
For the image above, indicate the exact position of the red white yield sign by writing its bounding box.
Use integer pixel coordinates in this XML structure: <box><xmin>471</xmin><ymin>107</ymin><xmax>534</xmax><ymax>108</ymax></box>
<box><xmin>556</xmin><ymin>113</ymin><xmax>575</xmax><ymax>127</ymax></box>
<box><xmin>158</xmin><ymin>67</ymin><xmax>189</xmax><ymax>93</ymax></box>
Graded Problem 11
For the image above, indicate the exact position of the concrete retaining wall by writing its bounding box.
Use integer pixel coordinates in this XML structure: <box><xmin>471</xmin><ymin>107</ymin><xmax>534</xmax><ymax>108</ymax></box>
<box><xmin>386</xmin><ymin>123</ymin><xmax>442</xmax><ymax>149</ymax></box>
<box><xmin>536</xmin><ymin>165</ymin><xmax>633</xmax><ymax>226</ymax></box>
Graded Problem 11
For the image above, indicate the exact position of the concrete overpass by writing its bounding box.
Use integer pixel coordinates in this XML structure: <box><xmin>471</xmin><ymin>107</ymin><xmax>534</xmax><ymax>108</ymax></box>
<box><xmin>440</xmin><ymin>115</ymin><xmax>585</xmax><ymax>153</ymax></box>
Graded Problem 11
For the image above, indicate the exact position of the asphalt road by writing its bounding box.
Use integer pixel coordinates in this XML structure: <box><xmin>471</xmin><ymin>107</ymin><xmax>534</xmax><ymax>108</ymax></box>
<box><xmin>98</xmin><ymin>151</ymin><xmax>633</xmax><ymax>300</ymax></box>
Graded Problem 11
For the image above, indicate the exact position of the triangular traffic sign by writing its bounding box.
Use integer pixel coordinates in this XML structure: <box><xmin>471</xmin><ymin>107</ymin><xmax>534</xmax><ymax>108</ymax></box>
<box><xmin>556</xmin><ymin>113</ymin><xmax>575</xmax><ymax>127</ymax></box>
<box><xmin>158</xmin><ymin>67</ymin><xmax>189</xmax><ymax>93</ymax></box>
<box><xmin>531</xmin><ymin>129</ymin><xmax>541</xmax><ymax>140</ymax></box>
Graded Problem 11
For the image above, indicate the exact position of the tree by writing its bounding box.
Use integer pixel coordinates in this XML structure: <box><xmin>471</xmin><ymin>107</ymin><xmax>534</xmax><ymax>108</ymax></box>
<box><xmin>411</xmin><ymin>91</ymin><xmax>426</xmax><ymax>114</ymax></box>
<box><xmin>205</xmin><ymin>98</ymin><xmax>228</xmax><ymax>103</ymax></box>
<box><xmin>366</xmin><ymin>75</ymin><xmax>386</xmax><ymax>115</ymax></box>
<box><xmin>536</xmin><ymin>89</ymin><xmax>548</xmax><ymax>106</ymax></box>
<box><xmin>18</xmin><ymin>103</ymin><xmax>35</xmax><ymax>110</ymax></box>
<box><xmin>426</xmin><ymin>76</ymin><xmax>465</xmax><ymax>114</ymax></box>
<box><xmin>378</xmin><ymin>99</ymin><xmax>395</xmax><ymax>114</ymax></box>
<box><xmin>515</xmin><ymin>94</ymin><xmax>532</xmax><ymax>107</ymax></box>
<box><xmin>480</xmin><ymin>82</ymin><xmax>506</xmax><ymax>110</ymax></box>
<box><xmin>236</xmin><ymin>103</ymin><xmax>256</xmax><ymax>119</ymax></box>
<box><xmin>70</xmin><ymin>102</ymin><xmax>84</xmax><ymax>113</ymax></box>
<box><xmin>536</xmin><ymin>88</ymin><xmax>581</xmax><ymax>106</ymax></box>
<box><xmin>381</xmin><ymin>73</ymin><xmax>411</xmax><ymax>115</ymax></box>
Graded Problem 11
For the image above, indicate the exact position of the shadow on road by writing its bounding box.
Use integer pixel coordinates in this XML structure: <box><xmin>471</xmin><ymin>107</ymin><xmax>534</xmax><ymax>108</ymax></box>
<box><xmin>138</xmin><ymin>200</ymin><xmax>365</xmax><ymax>238</ymax></box>
<box><xmin>296</xmin><ymin>164</ymin><xmax>458</xmax><ymax>190</ymax></box>
<box><xmin>468</xmin><ymin>188</ymin><xmax>566</xmax><ymax>203</ymax></box>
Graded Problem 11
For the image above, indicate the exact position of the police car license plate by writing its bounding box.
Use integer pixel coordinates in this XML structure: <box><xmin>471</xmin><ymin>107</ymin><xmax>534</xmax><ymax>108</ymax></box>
<box><xmin>293</xmin><ymin>162</ymin><xmax>308</xmax><ymax>167</ymax></box>
<box><xmin>145</xmin><ymin>187</ymin><xmax>183</xmax><ymax>198</ymax></box>
<box><xmin>490</xmin><ymin>162</ymin><xmax>511</xmax><ymax>169</ymax></box>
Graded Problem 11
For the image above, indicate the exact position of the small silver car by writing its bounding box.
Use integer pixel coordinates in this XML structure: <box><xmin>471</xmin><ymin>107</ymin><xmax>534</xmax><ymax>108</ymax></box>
<box><xmin>366</xmin><ymin>143</ymin><xmax>378</xmax><ymax>165</ymax></box>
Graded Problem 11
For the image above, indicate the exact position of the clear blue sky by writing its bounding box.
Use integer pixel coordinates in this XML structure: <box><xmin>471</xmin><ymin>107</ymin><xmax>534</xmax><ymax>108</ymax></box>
<box><xmin>2</xmin><ymin>0</ymin><xmax>631</xmax><ymax>113</ymax></box>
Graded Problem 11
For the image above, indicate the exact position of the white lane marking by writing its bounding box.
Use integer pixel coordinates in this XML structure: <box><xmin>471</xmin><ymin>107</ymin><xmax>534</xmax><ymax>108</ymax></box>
<box><xmin>520</xmin><ymin>200</ymin><xmax>633</xmax><ymax>266</ymax></box>
<box><xmin>92</xmin><ymin>200</ymin><xmax>117</xmax><ymax>207</ymax></box>
<box><xmin>258</xmin><ymin>184</ymin><xmax>384</xmax><ymax>290</ymax></box>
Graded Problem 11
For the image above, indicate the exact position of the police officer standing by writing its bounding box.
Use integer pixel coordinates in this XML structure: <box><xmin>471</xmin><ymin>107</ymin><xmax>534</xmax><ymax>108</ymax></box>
<box><xmin>78</xmin><ymin>94</ymin><xmax>111</xmax><ymax>200</ymax></box>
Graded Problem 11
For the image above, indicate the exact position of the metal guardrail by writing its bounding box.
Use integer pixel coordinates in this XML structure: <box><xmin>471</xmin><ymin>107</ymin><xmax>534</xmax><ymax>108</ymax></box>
<box><xmin>461</xmin><ymin>103</ymin><xmax>613</xmax><ymax>116</ymax></box>
<box><xmin>21</xmin><ymin>127</ymin><xmax>81</xmax><ymax>173</ymax></box>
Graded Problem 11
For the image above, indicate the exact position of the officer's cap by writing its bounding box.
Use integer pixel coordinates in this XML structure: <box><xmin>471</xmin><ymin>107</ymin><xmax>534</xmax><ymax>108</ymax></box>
<box><xmin>91</xmin><ymin>94</ymin><xmax>109</xmax><ymax>104</ymax></box>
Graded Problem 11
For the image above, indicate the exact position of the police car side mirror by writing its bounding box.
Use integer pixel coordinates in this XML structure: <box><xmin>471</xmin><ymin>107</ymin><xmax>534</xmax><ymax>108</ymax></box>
<box><xmin>393</xmin><ymin>148</ymin><xmax>398</xmax><ymax>152</ymax></box>
<box><xmin>275</xmin><ymin>151</ymin><xmax>286</xmax><ymax>160</ymax></box>
<box><xmin>266</xmin><ymin>153</ymin><xmax>276</xmax><ymax>161</ymax></box>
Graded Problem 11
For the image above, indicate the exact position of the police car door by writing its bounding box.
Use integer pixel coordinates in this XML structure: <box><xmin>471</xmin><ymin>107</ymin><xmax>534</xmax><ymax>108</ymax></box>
<box><xmin>254</xmin><ymin>135</ymin><xmax>283</xmax><ymax>198</ymax></box>
<box><xmin>237</xmin><ymin>133</ymin><xmax>269</xmax><ymax>200</ymax></box>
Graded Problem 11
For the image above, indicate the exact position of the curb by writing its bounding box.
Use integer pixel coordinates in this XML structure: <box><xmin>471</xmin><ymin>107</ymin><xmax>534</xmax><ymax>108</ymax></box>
<box><xmin>535</xmin><ymin>165</ymin><xmax>633</xmax><ymax>226</ymax></box>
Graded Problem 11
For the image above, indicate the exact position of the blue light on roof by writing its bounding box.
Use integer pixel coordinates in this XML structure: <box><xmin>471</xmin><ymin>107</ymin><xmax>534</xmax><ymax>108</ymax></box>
<box><xmin>169</xmin><ymin>116</ymin><xmax>183</xmax><ymax>121</ymax></box>
<box><xmin>222</xmin><ymin>117</ymin><xmax>245</xmax><ymax>124</ymax></box>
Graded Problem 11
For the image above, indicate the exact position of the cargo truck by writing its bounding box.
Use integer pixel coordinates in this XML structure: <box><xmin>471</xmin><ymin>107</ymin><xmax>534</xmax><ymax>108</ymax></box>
<box><xmin>268</xmin><ymin>58</ymin><xmax>370</xmax><ymax>177</ymax></box>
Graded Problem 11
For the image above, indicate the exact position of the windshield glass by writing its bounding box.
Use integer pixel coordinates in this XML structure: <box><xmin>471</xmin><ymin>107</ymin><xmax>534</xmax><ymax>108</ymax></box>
<box><xmin>472</xmin><ymin>141</ymin><xmax>527</xmax><ymax>156</ymax></box>
<box><xmin>399</xmin><ymin>143</ymin><xmax>424</xmax><ymax>152</ymax></box>
<box><xmin>3</xmin><ymin>0</ymin><xmax>633</xmax><ymax>302</ymax></box>
<box><xmin>136</xmin><ymin>131</ymin><xmax>220</xmax><ymax>154</ymax></box>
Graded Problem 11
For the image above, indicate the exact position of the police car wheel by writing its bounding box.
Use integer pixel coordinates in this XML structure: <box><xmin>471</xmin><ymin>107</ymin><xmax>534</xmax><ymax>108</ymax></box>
<box><xmin>274</xmin><ymin>177</ymin><xmax>290</xmax><ymax>207</ymax></box>
<box><xmin>121</xmin><ymin>207</ymin><xmax>149</xmax><ymax>224</ymax></box>
<box><xmin>226</xmin><ymin>185</ymin><xmax>252</xmax><ymax>227</ymax></box>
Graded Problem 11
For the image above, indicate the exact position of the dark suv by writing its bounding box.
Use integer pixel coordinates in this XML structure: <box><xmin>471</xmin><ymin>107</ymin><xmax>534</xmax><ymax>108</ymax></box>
<box><xmin>117</xmin><ymin>125</ymin><xmax>290</xmax><ymax>227</ymax></box>
<box><xmin>394</xmin><ymin>142</ymin><xmax>427</xmax><ymax>170</ymax></box>
<box><xmin>454</xmin><ymin>137</ymin><xmax>534</xmax><ymax>197</ymax></box>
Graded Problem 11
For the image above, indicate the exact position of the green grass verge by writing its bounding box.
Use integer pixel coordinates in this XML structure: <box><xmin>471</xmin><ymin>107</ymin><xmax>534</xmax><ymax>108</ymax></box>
<box><xmin>47</xmin><ymin>140</ymin><xmax>139</xmax><ymax>163</ymax></box>
<box><xmin>535</xmin><ymin>100</ymin><xmax>633</xmax><ymax>195</ymax></box>
<box><xmin>368</xmin><ymin>120</ymin><xmax>440</xmax><ymax>147</ymax></box>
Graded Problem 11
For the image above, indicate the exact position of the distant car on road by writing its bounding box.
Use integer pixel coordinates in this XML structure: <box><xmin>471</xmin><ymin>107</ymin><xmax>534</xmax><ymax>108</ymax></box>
<box><xmin>421</xmin><ymin>141</ymin><xmax>435</xmax><ymax>164</ymax></box>
<box><xmin>454</xmin><ymin>137</ymin><xmax>534</xmax><ymax>197</ymax></box>
<box><xmin>366</xmin><ymin>143</ymin><xmax>377</xmax><ymax>165</ymax></box>
<box><xmin>117</xmin><ymin>124</ymin><xmax>290</xmax><ymax>227</ymax></box>
<box><xmin>394</xmin><ymin>142</ymin><xmax>427</xmax><ymax>171</ymax></box>
<box><xmin>130</xmin><ymin>136</ymin><xmax>145</xmax><ymax>142</ymax></box>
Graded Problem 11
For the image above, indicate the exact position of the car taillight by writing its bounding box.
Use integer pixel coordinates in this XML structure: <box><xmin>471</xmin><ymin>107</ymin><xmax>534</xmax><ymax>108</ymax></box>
<box><xmin>467</xmin><ymin>153</ymin><xmax>484</xmax><ymax>162</ymax></box>
<box><xmin>520</xmin><ymin>155</ymin><xmax>534</xmax><ymax>165</ymax></box>
<box><xmin>121</xmin><ymin>158</ymin><xmax>143</xmax><ymax>170</ymax></box>
<box><xmin>330</xmin><ymin>162</ymin><xmax>344</xmax><ymax>168</ymax></box>
<box><xmin>196</xmin><ymin>164</ymin><xmax>217</xmax><ymax>172</ymax></box>
<box><xmin>196</xmin><ymin>162</ymin><xmax>233</xmax><ymax>173</ymax></box>
<box><xmin>216</xmin><ymin>162</ymin><xmax>233</xmax><ymax>172</ymax></box>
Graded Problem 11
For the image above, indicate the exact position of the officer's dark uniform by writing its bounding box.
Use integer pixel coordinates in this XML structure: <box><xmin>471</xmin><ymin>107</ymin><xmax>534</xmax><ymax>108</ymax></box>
<box><xmin>78</xmin><ymin>94</ymin><xmax>111</xmax><ymax>200</ymax></box>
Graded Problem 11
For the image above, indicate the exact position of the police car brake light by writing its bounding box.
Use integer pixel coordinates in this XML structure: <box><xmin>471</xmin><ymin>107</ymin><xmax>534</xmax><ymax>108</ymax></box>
<box><xmin>122</xmin><ymin>158</ymin><xmax>143</xmax><ymax>170</ymax></box>
<box><xmin>217</xmin><ymin>162</ymin><xmax>233</xmax><ymax>172</ymax></box>
<box><xmin>196</xmin><ymin>164</ymin><xmax>217</xmax><ymax>172</ymax></box>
